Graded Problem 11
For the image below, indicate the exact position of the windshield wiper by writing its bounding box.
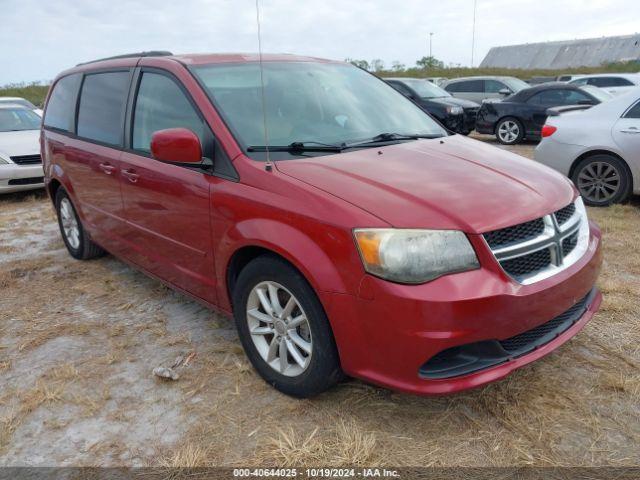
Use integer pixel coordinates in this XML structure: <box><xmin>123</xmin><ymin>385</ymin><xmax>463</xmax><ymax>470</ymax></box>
<box><xmin>247</xmin><ymin>141</ymin><xmax>343</xmax><ymax>153</ymax></box>
<box><xmin>343</xmin><ymin>132</ymin><xmax>444</xmax><ymax>149</ymax></box>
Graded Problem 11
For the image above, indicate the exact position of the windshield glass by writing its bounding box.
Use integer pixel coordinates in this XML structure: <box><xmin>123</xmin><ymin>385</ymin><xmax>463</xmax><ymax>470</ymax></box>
<box><xmin>504</xmin><ymin>78</ymin><xmax>530</xmax><ymax>92</ymax></box>
<box><xmin>0</xmin><ymin>98</ymin><xmax>37</xmax><ymax>110</ymax></box>
<box><xmin>192</xmin><ymin>62</ymin><xmax>446</xmax><ymax>159</ymax></box>
<box><xmin>580</xmin><ymin>85</ymin><xmax>613</xmax><ymax>103</ymax></box>
<box><xmin>0</xmin><ymin>107</ymin><xmax>41</xmax><ymax>132</ymax></box>
<box><xmin>397</xmin><ymin>79</ymin><xmax>451</xmax><ymax>98</ymax></box>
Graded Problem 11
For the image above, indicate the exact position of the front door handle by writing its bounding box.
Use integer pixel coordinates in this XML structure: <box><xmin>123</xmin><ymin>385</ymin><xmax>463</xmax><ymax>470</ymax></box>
<box><xmin>99</xmin><ymin>162</ymin><xmax>115</xmax><ymax>175</ymax></box>
<box><xmin>122</xmin><ymin>169</ymin><xmax>140</xmax><ymax>183</ymax></box>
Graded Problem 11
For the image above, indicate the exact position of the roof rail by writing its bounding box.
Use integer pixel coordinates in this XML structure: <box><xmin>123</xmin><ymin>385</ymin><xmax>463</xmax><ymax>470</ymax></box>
<box><xmin>76</xmin><ymin>51</ymin><xmax>173</xmax><ymax>66</ymax></box>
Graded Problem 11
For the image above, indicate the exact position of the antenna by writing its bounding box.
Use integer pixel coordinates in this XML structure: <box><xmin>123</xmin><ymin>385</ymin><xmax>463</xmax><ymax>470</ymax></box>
<box><xmin>471</xmin><ymin>0</ymin><xmax>477</xmax><ymax>67</ymax></box>
<box><xmin>255</xmin><ymin>0</ymin><xmax>272</xmax><ymax>171</ymax></box>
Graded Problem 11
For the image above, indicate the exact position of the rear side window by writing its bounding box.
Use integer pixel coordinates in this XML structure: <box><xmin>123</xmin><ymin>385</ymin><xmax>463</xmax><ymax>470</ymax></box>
<box><xmin>43</xmin><ymin>74</ymin><xmax>81</xmax><ymax>132</ymax></box>
<box><xmin>446</xmin><ymin>80</ymin><xmax>483</xmax><ymax>93</ymax></box>
<box><xmin>132</xmin><ymin>72</ymin><xmax>205</xmax><ymax>152</ymax></box>
<box><xmin>528</xmin><ymin>89</ymin><xmax>591</xmax><ymax>107</ymax></box>
<box><xmin>77</xmin><ymin>71</ymin><xmax>130</xmax><ymax>145</ymax></box>
<box><xmin>625</xmin><ymin>101</ymin><xmax>640</xmax><ymax>119</ymax></box>
<box><xmin>589</xmin><ymin>77</ymin><xmax>633</xmax><ymax>87</ymax></box>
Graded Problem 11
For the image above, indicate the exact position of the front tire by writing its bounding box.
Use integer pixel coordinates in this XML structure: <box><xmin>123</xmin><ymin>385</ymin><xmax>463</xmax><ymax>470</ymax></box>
<box><xmin>572</xmin><ymin>154</ymin><xmax>632</xmax><ymax>206</ymax></box>
<box><xmin>496</xmin><ymin>117</ymin><xmax>524</xmax><ymax>145</ymax></box>
<box><xmin>55</xmin><ymin>188</ymin><xmax>105</xmax><ymax>260</ymax></box>
<box><xmin>232</xmin><ymin>255</ymin><xmax>342</xmax><ymax>398</ymax></box>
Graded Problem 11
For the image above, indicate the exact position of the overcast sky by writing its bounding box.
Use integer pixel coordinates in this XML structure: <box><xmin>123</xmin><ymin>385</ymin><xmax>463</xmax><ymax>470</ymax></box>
<box><xmin>1</xmin><ymin>0</ymin><xmax>638</xmax><ymax>85</ymax></box>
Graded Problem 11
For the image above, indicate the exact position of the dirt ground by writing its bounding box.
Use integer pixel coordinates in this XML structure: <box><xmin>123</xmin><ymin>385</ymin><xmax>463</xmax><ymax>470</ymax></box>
<box><xmin>1</xmin><ymin>135</ymin><xmax>639</xmax><ymax>468</ymax></box>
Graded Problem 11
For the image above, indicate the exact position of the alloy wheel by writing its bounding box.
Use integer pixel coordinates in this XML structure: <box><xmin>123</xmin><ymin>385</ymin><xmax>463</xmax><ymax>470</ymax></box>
<box><xmin>497</xmin><ymin>120</ymin><xmax>520</xmax><ymax>144</ymax></box>
<box><xmin>576</xmin><ymin>161</ymin><xmax>620</xmax><ymax>204</ymax></box>
<box><xmin>246</xmin><ymin>281</ymin><xmax>312</xmax><ymax>377</ymax></box>
<box><xmin>60</xmin><ymin>198</ymin><xmax>80</xmax><ymax>250</ymax></box>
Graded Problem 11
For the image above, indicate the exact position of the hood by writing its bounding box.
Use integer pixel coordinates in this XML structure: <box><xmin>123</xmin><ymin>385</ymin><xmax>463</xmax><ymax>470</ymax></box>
<box><xmin>276</xmin><ymin>135</ymin><xmax>575</xmax><ymax>233</ymax></box>
<box><xmin>427</xmin><ymin>96</ymin><xmax>480</xmax><ymax>109</ymax></box>
<box><xmin>0</xmin><ymin>130</ymin><xmax>40</xmax><ymax>159</ymax></box>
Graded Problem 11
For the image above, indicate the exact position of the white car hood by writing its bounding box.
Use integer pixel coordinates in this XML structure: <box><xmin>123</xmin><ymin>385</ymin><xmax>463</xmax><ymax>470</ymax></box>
<box><xmin>0</xmin><ymin>130</ymin><xmax>40</xmax><ymax>159</ymax></box>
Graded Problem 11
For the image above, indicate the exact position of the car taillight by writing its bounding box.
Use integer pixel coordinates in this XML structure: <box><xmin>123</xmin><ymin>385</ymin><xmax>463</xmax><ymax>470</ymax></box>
<box><xmin>541</xmin><ymin>125</ymin><xmax>557</xmax><ymax>138</ymax></box>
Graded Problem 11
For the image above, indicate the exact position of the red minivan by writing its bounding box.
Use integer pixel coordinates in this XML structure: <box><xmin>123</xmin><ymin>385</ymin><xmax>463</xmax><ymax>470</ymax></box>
<box><xmin>41</xmin><ymin>52</ymin><xmax>602</xmax><ymax>397</ymax></box>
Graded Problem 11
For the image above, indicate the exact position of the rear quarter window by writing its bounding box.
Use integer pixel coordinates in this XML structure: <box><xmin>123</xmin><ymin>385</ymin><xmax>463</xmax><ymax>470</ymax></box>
<box><xmin>43</xmin><ymin>74</ymin><xmax>81</xmax><ymax>132</ymax></box>
<box><xmin>77</xmin><ymin>71</ymin><xmax>130</xmax><ymax>145</ymax></box>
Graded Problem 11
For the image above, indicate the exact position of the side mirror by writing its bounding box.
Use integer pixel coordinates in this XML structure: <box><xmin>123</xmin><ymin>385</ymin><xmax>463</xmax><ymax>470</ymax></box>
<box><xmin>498</xmin><ymin>88</ymin><xmax>512</xmax><ymax>96</ymax></box>
<box><xmin>150</xmin><ymin>128</ymin><xmax>202</xmax><ymax>164</ymax></box>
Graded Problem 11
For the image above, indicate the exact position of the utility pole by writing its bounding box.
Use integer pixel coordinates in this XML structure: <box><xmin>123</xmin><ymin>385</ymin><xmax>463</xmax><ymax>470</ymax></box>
<box><xmin>429</xmin><ymin>32</ymin><xmax>434</xmax><ymax>58</ymax></box>
<box><xmin>471</xmin><ymin>0</ymin><xmax>477</xmax><ymax>66</ymax></box>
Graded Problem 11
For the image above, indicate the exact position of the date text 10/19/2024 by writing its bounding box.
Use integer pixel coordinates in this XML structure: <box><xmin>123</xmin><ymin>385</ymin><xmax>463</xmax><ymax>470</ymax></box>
<box><xmin>233</xmin><ymin>468</ymin><xmax>401</xmax><ymax>478</ymax></box>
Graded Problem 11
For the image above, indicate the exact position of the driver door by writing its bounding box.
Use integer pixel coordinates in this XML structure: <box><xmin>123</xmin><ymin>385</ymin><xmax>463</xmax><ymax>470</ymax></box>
<box><xmin>118</xmin><ymin>69</ymin><xmax>217</xmax><ymax>304</ymax></box>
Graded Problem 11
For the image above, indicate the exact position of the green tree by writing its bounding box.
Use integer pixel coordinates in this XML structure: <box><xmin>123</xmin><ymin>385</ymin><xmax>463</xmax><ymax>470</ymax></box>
<box><xmin>345</xmin><ymin>58</ymin><xmax>370</xmax><ymax>70</ymax></box>
<box><xmin>391</xmin><ymin>61</ymin><xmax>406</xmax><ymax>72</ymax></box>
<box><xmin>415</xmin><ymin>56</ymin><xmax>445</xmax><ymax>69</ymax></box>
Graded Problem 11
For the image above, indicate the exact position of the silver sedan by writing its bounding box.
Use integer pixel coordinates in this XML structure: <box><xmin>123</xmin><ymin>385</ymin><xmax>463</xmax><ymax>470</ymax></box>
<box><xmin>534</xmin><ymin>88</ymin><xmax>640</xmax><ymax>206</ymax></box>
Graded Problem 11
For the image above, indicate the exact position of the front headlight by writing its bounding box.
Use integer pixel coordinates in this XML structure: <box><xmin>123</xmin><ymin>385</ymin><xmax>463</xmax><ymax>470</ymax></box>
<box><xmin>446</xmin><ymin>106</ymin><xmax>463</xmax><ymax>115</ymax></box>
<box><xmin>0</xmin><ymin>154</ymin><xmax>10</xmax><ymax>165</ymax></box>
<box><xmin>354</xmin><ymin>229</ymin><xmax>480</xmax><ymax>284</ymax></box>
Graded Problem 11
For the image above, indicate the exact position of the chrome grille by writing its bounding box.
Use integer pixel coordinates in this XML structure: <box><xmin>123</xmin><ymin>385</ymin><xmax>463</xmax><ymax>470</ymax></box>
<box><xmin>483</xmin><ymin>199</ymin><xmax>589</xmax><ymax>284</ymax></box>
<box><xmin>484</xmin><ymin>218</ymin><xmax>545</xmax><ymax>249</ymax></box>
<box><xmin>555</xmin><ymin>203</ymin><xmax>576</xmax><ymax>226</ymax></box>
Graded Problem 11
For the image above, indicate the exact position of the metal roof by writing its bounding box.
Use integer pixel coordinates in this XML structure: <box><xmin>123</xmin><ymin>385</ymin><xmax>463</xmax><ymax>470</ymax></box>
<box><xmin>480</xmin><ymin>34</ymin><xmax>640</xmax><ymax>69</ymax></box>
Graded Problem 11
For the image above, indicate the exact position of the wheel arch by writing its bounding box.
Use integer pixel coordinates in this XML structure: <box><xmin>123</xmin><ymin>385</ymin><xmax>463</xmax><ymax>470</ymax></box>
<box><xmin>220</xmin><ymin>220</ymin><xmax>351</xmax><ymax>314</ymax></box>
<box><xmin>568</xmin><ymin>149</ymin><xmax>635</xmax><ymax>190</ymax></box>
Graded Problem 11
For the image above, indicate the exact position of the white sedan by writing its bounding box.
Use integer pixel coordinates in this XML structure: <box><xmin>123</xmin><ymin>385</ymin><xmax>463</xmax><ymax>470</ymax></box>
<box><xmin>0</xmin><ymin>96</ymin><xmax>43</xmax><ymax>116</ymax></box>
<box><xmin>0</xmin><ymin>104</ymin><xmax>44</xmax><ymax>194</ymax></box>
<box><xmin>569</xmin><ymin>74</ymin><xmax>640</xmax><ymax>96</ymax></box>
<box><xmin>534</xmin><ymin>88</ymin><xmax>640</xmax><ymax>206</ymax></box>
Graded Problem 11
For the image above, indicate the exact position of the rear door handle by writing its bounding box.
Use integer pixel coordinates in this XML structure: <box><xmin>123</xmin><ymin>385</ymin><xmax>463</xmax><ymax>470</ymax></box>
<box><xmin>621</xmin><ymin>127</ymin><xmax>640</xmax><ymax>134</ymax></box>
<box><xmin>99</xmin><ymin>162</ymin><xmax>115</xmax><ymax>175</ymax></box>
<box><xmin>122</xmin><ymin>169</ymin><xmax>140</xmax><ymax>183</ymax></box>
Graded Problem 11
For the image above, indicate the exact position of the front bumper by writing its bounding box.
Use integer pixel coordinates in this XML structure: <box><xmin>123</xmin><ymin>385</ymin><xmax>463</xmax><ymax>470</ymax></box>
<box><xmin>323</xmin><ymin>222</ymin><xmax>602</xmax><ymax>395</ymax></box>
<box><xmin>0</xmin><ymin>164</ymin><xmax>45</xmax><ymax>193</ymax></box>
<box><xmin>441</xmin><ymin>113</ymin><xmax>465</xmax><ymax>134</ymax></box>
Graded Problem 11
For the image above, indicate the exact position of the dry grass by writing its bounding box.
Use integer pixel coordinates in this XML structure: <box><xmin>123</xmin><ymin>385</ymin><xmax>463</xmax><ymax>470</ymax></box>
<box><xmin>0</xmin><ymin>146</ymin><xmax>639</xmax><ymax>467</ymax></box>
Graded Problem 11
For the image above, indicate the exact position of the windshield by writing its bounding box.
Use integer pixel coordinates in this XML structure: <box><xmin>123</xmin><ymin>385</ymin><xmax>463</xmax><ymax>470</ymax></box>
<box><xmin>397</xmin><ymin>79</ymin><xmax>451</xmax><ymax>98</ymax></box>
<box><xmin>0</xmin><ymin>98</ymin><xmax>37</xmax><ymax>110</ymax></box>
<box><xmin>0</xmin><ymin>107</ymin><xmax>41</xmax><ymax>132</ymax></box>
<box><xmin>579</xmin><ymin>85</ymin><xmax>613</xmax><ymax>103</ymax></box>
<box><xmin>192</xmin><ymin>62</ymin><xmax>446</xmax><ymax>159</ymax></box>
<box><xmin>504</xmin><ymin>78</ymin><xmax>530</xmax><ymax>92</ymax></box>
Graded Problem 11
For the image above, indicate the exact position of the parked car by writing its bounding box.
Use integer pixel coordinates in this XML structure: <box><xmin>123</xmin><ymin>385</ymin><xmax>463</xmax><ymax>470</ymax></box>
<box><xmin>425</xmin><ymin>77</ymin><xmax>447</xmax><ymax>86</ymax></box>
<box><xmin>556</xmin><ymin>74</ymin><xmax>582</xmax><ymax>83</ymax></box>
<box><xmin>0</xmin><ymin>104</ymin><xmax>44</xmax><ymax>193</ymax></box>
<box><xmin>568</xmin><ymin>74</ymin><xmax>640</xmax><ymax>96</ymax></box>
<box><xmin>441</xmin><ymin>76</ymin><xmax>530</xmax><ymax>103</ymax></box>
<box><xmin>535</xmin><ymin>89</ymin><xmax>640</xmax><ymax>206</ymax></box>
<box><xmin>476</xmin><ymin>83</ymin><xmax>612</xmax><ymax>145</ymax></box>
<box><xmin>385</xmin><ymin>77</ymin><xmax>479</xmax><ymax>134</ymax></box>
<box><xmin>42</xmin><ymin>52</ymin><xmax>602</xmax><ymax>398</ymax></box>
<box><xmin>0</xmin><ymin>97</ymin><xmax>43</xmax><ymax>116</ymax></box>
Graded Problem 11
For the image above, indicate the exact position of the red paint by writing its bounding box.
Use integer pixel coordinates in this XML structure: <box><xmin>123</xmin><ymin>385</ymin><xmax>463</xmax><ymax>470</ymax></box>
<box><xmin>151</xmin><ymin>128</ymin><xmax>202</xmax><ymax>164</ymax></box>
<box><xmin>41</xmin><ymin>54</ymin><xmax>603</xmax><ymax>396</ymax></box>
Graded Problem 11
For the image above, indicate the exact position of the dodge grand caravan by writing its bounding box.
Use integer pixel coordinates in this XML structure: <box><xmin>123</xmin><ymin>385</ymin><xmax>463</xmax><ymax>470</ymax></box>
<box><xmin>41</xmin><ymin>52</ymin><xmax>602</xmax><ymax>397</ymax></box>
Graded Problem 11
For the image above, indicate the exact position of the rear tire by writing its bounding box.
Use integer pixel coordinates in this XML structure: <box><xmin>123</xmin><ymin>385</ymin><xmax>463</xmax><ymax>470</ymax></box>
<box><xmin>571</xmin><ymin>154</ymin><xmax>632</xmax><ymax>206</ymax></box>
<box><xmin>496</xmin><ymin>117</ymin><xmax>524</xmax><ymax>145</ymax></box>
<box><xmin>232</xmin><ymin>255</ymin><xmax>343</xmax><ymax>398</ymax></box>
<box><xmin>55</xmin><ymin>188</ymin><xmax>105</xmax><ymax>260</ymax></box>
